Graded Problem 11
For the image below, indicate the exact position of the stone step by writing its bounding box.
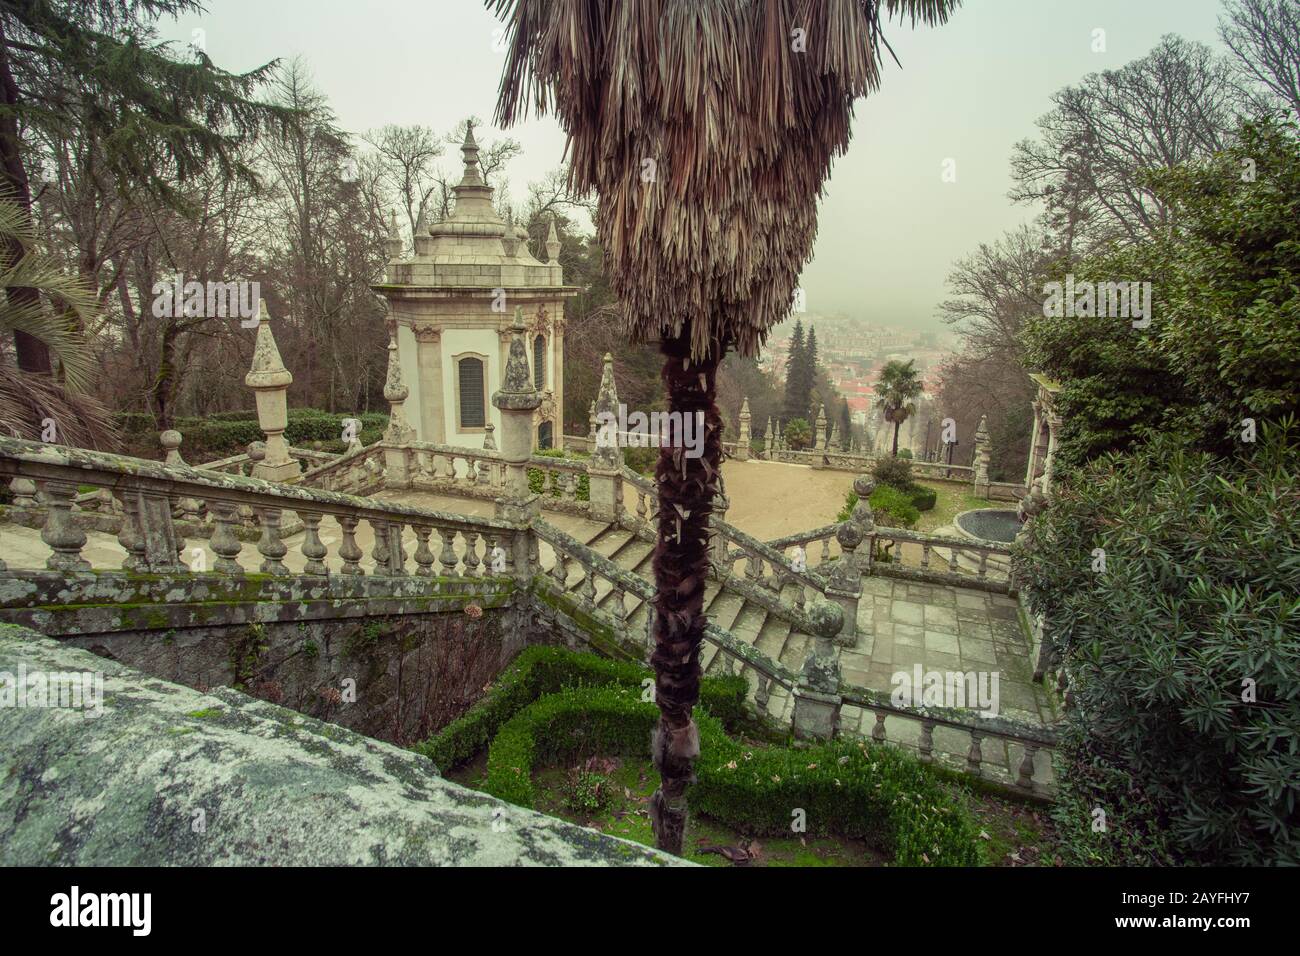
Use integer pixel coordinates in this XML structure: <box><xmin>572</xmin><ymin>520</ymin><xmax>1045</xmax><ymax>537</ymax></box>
<box><xmin>699</xmin><ymin>589</ymin><xmax>747</xmax><ymax>672</ymax></box>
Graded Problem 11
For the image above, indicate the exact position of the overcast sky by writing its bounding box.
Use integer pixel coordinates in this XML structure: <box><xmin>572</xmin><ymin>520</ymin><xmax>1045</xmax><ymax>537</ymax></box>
<box><xmin>158</xmin><ymin>0</ymin><xmax>1230</xmax><ymax>330</ymax></box>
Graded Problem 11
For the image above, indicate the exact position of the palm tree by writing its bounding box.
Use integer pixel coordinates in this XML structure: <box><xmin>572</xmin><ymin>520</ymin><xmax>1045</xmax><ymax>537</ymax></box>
<box><xmin>877</xmin><ymin>359</ymin><xmax>923</xmax><ymax>456</ymax></box>
<box><xmin>491</xmin><ymin>0</ymin><xmax>960</xmax><ymax>854</ymax></box>
<box><xmin>0</xmin><ymin>198</ymin><xmax>115</xmax><ymax>448</ymax></box>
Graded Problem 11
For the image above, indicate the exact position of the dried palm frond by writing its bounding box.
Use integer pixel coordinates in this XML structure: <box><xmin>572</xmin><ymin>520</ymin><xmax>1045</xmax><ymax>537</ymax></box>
<box><xmin>490</xmin><ymin>0</ymin><xmax>961</xmax><ymax>359</ymax></box>
<box><xmin>0</xmin><ymin>361</ymin><xmax>119</xmax><ymax>450</ymax></box>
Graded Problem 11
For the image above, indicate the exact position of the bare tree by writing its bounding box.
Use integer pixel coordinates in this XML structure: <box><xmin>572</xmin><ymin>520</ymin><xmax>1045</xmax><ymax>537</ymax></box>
<box><xmin>362</xmin><ymin>124</ymin><xmax>444</xmax><ymax>239</ymax></box>
<box><xmin>1219</xmin><ymin>0</ymin><xmax>1300</xmax><ymax>121</ymax></box>
<box><xmin>1010</xmin><ymin>35</ymin><xmax>1245</xmax><ymax>256</ymax></box>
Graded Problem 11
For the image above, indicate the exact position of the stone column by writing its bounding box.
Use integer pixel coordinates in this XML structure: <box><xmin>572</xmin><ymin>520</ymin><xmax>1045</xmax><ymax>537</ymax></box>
<box><xmin>1043</xmin><ymin>413</ymin><xmax>1061</xmax><ymax>497</ymax></box>
<box><xmin>587</xmin><ymin>400</ymin><xmax>598</xmax><ymax>447</ymax></box>
<box><xmin>587</xmin><ymin>352</ymin><xmax>623</xmax><ymax>521</ymax></box>
<box><xmin>815</xmin><ymin>405</ymin><xmax>827</xmax><ymax>450</ymax></box>
<box><xmin>736</xmin><ymin>397</ymin><xmax>751</xmax><ymax>461</ymax></box>
<box><xmin>244</xmin><ymin>301</ymin><xmax>300</xmax><ymax>482</ymax></box>
<box><xmin>826</xmin><ymin>520</ymin><xmax>863</xmax><ymax>647</ymax></box>
<box><xmin>972</xmin><ymin>413</ymin><xmax>991</xmax><ymax>499</ymax></box>
<box><xmin>551</xmin><ymin>310</ymin><xmax>565</xmax><ymax>448</ymax></box>
<box><xmin>764</xmin><ymin>417</ymin><xmax>773</xmax><ymax>458</ymax></box>
<box><xmin>492</xmin><ymin>306</ymin><xmax>542</xmax><ymax>531</ymax></box>
<box><xmin>1024</xmin><ymin>401</ymin><xmax>1042</xmax><ymax>489</ymax></box>
<box><xmin>850</xmin><ymin>474</ymin><xmax>877</xmax><ymax>575</ymax></box>
<box><xmin>381</xmin><ymin>336</ymin><xmax>414</xmax><ymax>487</ymax></box>
<box><xmin>413</xmin><ymin>325</ymin><xmax>445</xmax><ymax>445</ymax></box>
<box><xmin>792</xmin><ymin>601</ymin><xmax>846</xmax><ymax>742</ymax></box>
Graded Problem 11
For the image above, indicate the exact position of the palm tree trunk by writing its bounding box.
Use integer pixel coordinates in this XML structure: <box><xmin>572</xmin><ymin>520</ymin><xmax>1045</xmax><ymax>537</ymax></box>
<box><xmin>892</xmin><ymin>420</ymin><xmax>901</xmax><ymax>456</ymax></box>
<box><xmin>649</xmin><ymin>328</ymin><xmax>723</xmax><ymax>855</ymax></box>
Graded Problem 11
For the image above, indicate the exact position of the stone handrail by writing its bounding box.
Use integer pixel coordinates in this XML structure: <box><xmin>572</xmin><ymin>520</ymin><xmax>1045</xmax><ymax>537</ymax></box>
<box><xmin>838</xmin><ymin>683</ymin><xmax>1056</xmax><ymax>794</ymax></box>
<box><xmin>869</xmin><ymin>526</ymin><xmax>1013</xmax><ymax>592</ymax></box>
<box><xmin>299</xmin><ymin>441</ymin><xmax>388</xmax><ymax>495</ymax></box>
<box><xmin>405</xmin><ymin>441</ymin><xmax>506</xmax><ymax>491</ymax></box>
<box><xmin>531</xmin><ymin>518</ymin><xmax>803</xmax><ymax>694</ymax></box>
<box><xmin>199</xmin><ymin>446</ymin><xmax>340</xmax><ymax>476</ymax></box>
<box><xmin>0</xmin><ymin>437</ymin><xmax>518</xmax><ymax>579</ymax></box>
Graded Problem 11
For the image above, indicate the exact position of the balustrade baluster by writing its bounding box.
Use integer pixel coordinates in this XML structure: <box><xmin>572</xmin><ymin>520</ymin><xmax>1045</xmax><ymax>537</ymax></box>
<box><xmin>921</xmin><ymin>543</ymin><xmax>931</xmax><ymax>570</ymax></box>
<box><xmin>564</xmin><ymin>473</ymin><xmax>578</xmax><ymax>502</ymax></box>
<box><xmin>371</xmin><ymin>520</ymin><xmax>391</xmax><ymax>575</ymax></box>
<box><xmin>636</xmin><ymin>492</ymin><xmax>647</xmax><ymax>524</ymax></box>
<box><xmin>919</xmin><ymin>720</ymin><xmax>935</xmax><ymax>763</ymax></box>
<box><xmin>579</xmin><ymin>565</ymin><xmax>597</xmax><ymax>604</ymax></box>
<box><xmin>978</xmin><ymin>553</ymin><xmax>989</xmax><ymax>579</ymax></box>
<box><xmin>339</xmin><ymin>516</ymin><xmax>364</xmax><ymax>575</ymax></box>
<box><xmin>872</xmin><ymin>711</ymin><xmax>887</xmax><ymax>742</ymax></box>
<box><xmin>256</xmin><ymin>507</ymin><xmax>289</xmax><ymax>575</ymax></box>
<box><xmin>550</xmin><ymin>548</ymin><xmax>567</xmax><ymax>587</ymax></box>
<box><xmin>208</xmin><ymin>502</ymin><xmax>244</xmax><ymax>574</ymax></box>
<box><xmin>412</xmin><ymin>525</ymin><xmax>435</xmax><ymax>576</ymax></box>
<box><xmin>612</xmin><ymin>586</ymin><xmax>628</xmax><ymax>627</ymax></box>
<box><xmin>438</xmin><ymin>528</ymin><xmax>460</xmax><ymax>576</ymax></box>
<box><xmin>391</xmin><ymin>521</ymin><xmax>408</xmax><ymax>575</ymax></box>
<box><xmin>967</xmin><ymin>731</ymin><xmax>984</xmax><ymax>776</ymax></box>
<box><xmin>464</xmin><ymin>531</ymin><xmax>481</xmax><ymax>576</ymax></box>
<box><xmin>40</xmin><ymin>480</ymin><xmax>89</xmax><ymax>572</ymax></box>
<box><xmin>820</xmin><ymin>538</ymin><xmax>831</xmax><ymax>564</ymax></box>
<box><xmin>300</xmin><ymin>512</ymin><xmax>329</xmax><ymax>576</ymax></box>
<box><xmin>115</xmin><ymin>491</ymin><xmax>147</xmax><ymax>572</ymax></box>
<box><xmin>755</xmin><ymin>675</ymin><xmax>771</xmax><ymax>712</ymax></box>
<box><xmin>1017</xmin><ymin>744</ymin><xmax>1040</xmax><ymax>790</ymax></box>
<box><xmin>948</xmin><ymin>549</ymin><xmax>959</xmax><ymax>573</ymax></box>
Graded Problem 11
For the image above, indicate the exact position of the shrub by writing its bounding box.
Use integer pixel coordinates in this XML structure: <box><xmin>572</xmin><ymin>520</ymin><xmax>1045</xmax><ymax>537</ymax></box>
<box><xmin>1016</xmin><ymin>424</ymin><xmax>1300</xmax><ymax>865</ymax></box>
<box><xmin>412</xmin><ymin>645</ymin><xmax>747</xmax><ymax>770</ymax></box>
<box><xmin>834</xmin><ymin>486</ymin><xmax>920</xmax><ymax>528</ymax></box>
<box><xmin>562</xmin><ymin>770</ymin><xmax>613</xmax><ymax>815</ymax></box>
<box><xmin>114</xmin><ymin>408</ymin><xmax>388</xmax><ymax>459</ymax></box>
<box><xmin>872</xmin><ymin>455</ymin><xmax>913</xmax><ymax>490</ymax></box>
<box><xmin>623</xmin><ymin>445</ymin><xmax>658</xmax><ymax>475</ymax></box>
<box><xmin>905</xmin><ymin>483</ymin><xmax>937</xmax><ymax>512</ymax></box>
<box><xmin>484</xmin><ymin>685</ymin><xmax>982</xmax><ymax>866</ymax></box>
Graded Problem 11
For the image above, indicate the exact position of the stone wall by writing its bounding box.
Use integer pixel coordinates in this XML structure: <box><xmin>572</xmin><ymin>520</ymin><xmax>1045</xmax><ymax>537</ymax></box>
<box><xmin>0</xmin><ymin>624</ymin><xmax>679</xmax><ymax>866</ymax></box>
<box><xmin>0</xmin><ymin>571</ymin><xmax>527</xmax><ymax>747</ymax></box>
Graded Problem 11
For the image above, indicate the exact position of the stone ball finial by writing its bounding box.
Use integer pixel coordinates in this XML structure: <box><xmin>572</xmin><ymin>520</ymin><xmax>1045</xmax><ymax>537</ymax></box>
<box><xmin>852</xmin><ymin>474</ymin><xmax>876</xmax><ymax>499</ymax></box>
<box><xmin>160</xmin><ymin>430</ymin><xmax>182</xmax><ymax>452</ymax></box>
<box><xmin>247</xmin><ymin>441</ymin><xmax>267</xmax><ymax>462</ymax></box>
<box><xmin>835</xmin><ymin>520</ymin><xmax>863</xmax><ymax>553</ymax></box>
<box><xmin>806</xmin><ymin>600</ymin><xmax>844</xmax><ymax>640</ymax></box>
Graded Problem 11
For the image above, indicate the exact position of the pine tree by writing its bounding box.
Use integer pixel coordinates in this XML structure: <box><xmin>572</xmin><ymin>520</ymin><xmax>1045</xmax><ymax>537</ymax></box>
<box><xmin>781</xmin><ymin>320</ymin><xmax>807</xmax><ymax>424</ymax></box>
<box><xmin>839</xmin><ymin>398</ymin><xmax>853</xmax><ymax>451</ymax></box>
<box><xmin>0</xmin><ymin>0</ymin><xmax>292</xmax><ymax>372</ymax></box>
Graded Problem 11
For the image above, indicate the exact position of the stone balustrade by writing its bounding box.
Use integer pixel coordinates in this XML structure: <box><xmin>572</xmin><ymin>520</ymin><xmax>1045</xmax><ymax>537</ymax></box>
<box><xmin>867</xmin><ymin>526</ymin><xmax>1013</xmax><ymax>592</ymax></box>
<box><xmin>0</xmin><ymin>436</ymin><xmax>518</xmax><ymax>581</ymax></box>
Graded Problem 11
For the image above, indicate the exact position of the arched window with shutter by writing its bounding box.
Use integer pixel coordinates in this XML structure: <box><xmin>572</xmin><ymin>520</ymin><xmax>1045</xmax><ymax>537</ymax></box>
<box><xmin>533</xmin><ymin>334</ymin><xmax>546</xmax><ymax>390</ymax></box>
<box><xmin>455</xmin><ymin>354</ymin><xmax>487</xmax><ymax>430</ymax></box>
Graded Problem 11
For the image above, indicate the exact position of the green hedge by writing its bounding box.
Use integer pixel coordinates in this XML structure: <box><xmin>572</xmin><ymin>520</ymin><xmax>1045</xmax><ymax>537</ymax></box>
<box><xmin>115</xmin><ymin>409</ymin><xmax>388</xmax><ymax>459</ymax></box>
<box><xmin>484</xmin><ymin>684</ymin><xmax>982</xmax><ymax>866</ymax></box>
<box><xmin>412</xmin><ymin>645</ymin><xmax>747</xmax><ymax>771</ymax></box>
<box><xmin>528</xmin><ymin>448</ymin><xmax>591</xmax><ymax>500</ymax></box>
<box><xmin>906</xmin><ymin>484</ymin><xmax>937</xmax><ymax>512</ymax></box>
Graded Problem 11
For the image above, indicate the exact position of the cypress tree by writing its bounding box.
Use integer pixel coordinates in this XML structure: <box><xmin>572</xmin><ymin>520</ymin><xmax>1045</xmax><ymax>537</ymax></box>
<box><xmin>781</xmin><ymin>319</ymin><xmax>807</xmax><ymax>424</ymax></box>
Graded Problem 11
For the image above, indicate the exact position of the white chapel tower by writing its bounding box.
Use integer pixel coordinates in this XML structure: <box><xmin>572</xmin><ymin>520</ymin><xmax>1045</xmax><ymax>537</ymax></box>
<box><xmin>374</xmin><ymin>124</ymin><xmax>580</xmax><ymax>449</ymax></box>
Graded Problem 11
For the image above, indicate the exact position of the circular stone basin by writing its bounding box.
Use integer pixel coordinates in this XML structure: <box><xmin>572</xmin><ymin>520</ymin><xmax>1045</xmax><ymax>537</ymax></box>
<box><xmin>954</xmin><ymin>508</ymin><xmax>1023</xmax><ymax>544</ymax></box>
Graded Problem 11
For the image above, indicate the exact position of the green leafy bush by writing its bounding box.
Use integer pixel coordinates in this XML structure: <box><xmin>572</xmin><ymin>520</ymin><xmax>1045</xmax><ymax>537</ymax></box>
<box><xmin>872</xmin><ymin>455</ymin><xmax>914</xmax><ymax>490</ymax></box>
<box><xmin>835</xmin><ymin>485</ymin><xmax>919</xmax><ymax>528</ymax></box>
<box><xmin>484</xmin><ymin>684</ymin><xmax>982</xmax><ymax>866</ymax></box>
<box><xmin>1016</xmin><ymin>425</ymin><xmax>1300</xmax><ymax>865</ymax></box>
<box><xmin>905</xmin><ymin>484</ymin><xmax>937</xmax><ymax>512</ymax></box>
<box><xmin>562</xmin><ymin>770</ymin><xmax>613</xmax><ymax>815</ymax></box>
<box><xmin>412</xmin><ymin>645</ymin><xmax>747</xmax><ymax>771</ymax></box>
<box><xmin>623</xmin><ymin>445</ymin><xmax>658</xmax><ymax>475</ymax></box>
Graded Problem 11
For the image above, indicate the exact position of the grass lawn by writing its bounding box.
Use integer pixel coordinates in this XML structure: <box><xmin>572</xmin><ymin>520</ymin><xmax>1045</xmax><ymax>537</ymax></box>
<box><xmin>912</xmin><ymin>479</ymin><xmax>1000</xmax><ymax>533</ymax></box>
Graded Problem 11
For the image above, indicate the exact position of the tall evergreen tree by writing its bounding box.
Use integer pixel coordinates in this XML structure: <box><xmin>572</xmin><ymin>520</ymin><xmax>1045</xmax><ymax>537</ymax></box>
<box><xmin>839</xmin><ymin>398</ymin><xmax>853</xmax><ymax>451</ymax></box>
<box><xmin>803</xmin><ymin>323</ymin><xmax>820</xmax><ymax>417</ymax></box>
<box><xmin>0</xmin><ymin>0</ymin><xmax>291</xmax><ymax>373</ymax></box>
<box><xmin>781</xmin><ymin>319</ymin><xmax>807</xmax><ymax>424</ymax></box>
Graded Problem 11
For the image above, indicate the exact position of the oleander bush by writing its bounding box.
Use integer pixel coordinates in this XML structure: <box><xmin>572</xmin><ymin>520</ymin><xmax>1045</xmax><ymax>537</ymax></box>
<box><xmin>1015</xmin><ymin>425</ymin><xmax>1300</xmax><ymax>865</ymax></box>
<box><xmin>484</xmin><ymin>683</ymin><xmax>982</xmax><ymax>866</ymax></box>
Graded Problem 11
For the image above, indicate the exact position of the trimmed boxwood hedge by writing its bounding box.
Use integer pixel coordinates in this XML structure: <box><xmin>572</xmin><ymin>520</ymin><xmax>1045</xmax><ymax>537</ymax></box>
<box><xmin>412</xmin><ymin>645</ymin><xmax>748</xmax><ymax>771</ymax></box>
<box><xmin>484</xmin><ymin>683</ymin><xmax>982</xmax><ymax>866</ymax></box>
<box><xmin>115</xmin><ymin>409</ymin><xmax>388</xmax><ymax>459</ymax></box>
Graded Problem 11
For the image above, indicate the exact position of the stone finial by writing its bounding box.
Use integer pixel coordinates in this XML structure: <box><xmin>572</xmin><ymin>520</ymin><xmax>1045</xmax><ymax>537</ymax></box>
<box><xmin>458</xmin><ymin>121</ymin><xmax>485</xmax><ymax>188</ymax></box>
<box><xmin>973</xmin><ymin>413</ymin><xmax>992</xmax><ymax>497</ymax></box>
<box><xmin>160</xmin><ymin>429</ymin><xmax>185</xmax><ymax>467</ymax></box>
<box><xmin>974</xmin><ymin>413</ymin><xmax>990</xmax><ymax>445</ymax></box>
<box><xmin>545</xmin><ymin>216</ymin><xmax>561</xmax><ymax>263</ymax></box>
<box><xmin>493</xmin><ymin>306</ymin><xmax>542</xmax><ymax>412</ymax></box>
<box><xmin>591</xmin><ymin>352</ymin><xmax>622</xmax><ymax>467</ymax></box>
<box><xmin>764</xmin><ymin>416</ymin><xmax>774</xmax><ymax>454</ymax></box>
<box><xmin>482</xmin><ymin>422</ymin><xmax>497</xmax><ymax>451</ymax></box>
<box><xmin>502</xmin><ymin>207</ymin><xmax>519</xmax><ymax>257</ymax></box>
<box><xmin>814</xmin><ymin>404</ymin><xmax>827</xmax><ymax>449</ymax></box>
<box><xmin>385</xmin><ymin>209</ymin><xmax>403</xmax><ymax>259</ymax></box>
<box><xmin>851</xmin><ymin>474</ymin><xmax>876</xmax><ymax>532</ymax></box>
<box><xmin>382</xmin><ymin>335</ymin><xmax>414</xmax><ymax>444</ymax></box>
<box><xmin>588</xmin><ymin>400</ymin><xmax>598</xmax><ymax>441</ymax></box>
<box><xmin>414</xmin><ymin>204</ymin><xmax>429</xmax><ymax>236</ymax></box>
<box><xmin>245</xmin><ymin>300</ymin><xmax>292</xmax><ymax>390</ymax></box>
